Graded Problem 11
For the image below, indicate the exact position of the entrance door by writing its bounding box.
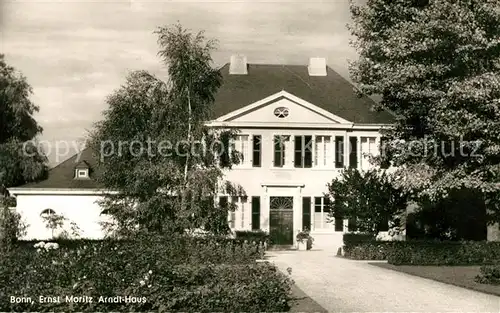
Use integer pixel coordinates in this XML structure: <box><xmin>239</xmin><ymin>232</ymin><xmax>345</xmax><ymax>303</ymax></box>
<box><xmin>269</xmin><ymin>196</ymin><xmax>294</xmax><ymax>245</ymax></box>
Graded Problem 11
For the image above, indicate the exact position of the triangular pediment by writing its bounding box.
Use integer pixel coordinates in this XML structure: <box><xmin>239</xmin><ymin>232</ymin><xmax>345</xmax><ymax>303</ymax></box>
<box><xmin>215</xmin><ymin>91</ymin><xmax>352</xmax><ymax>125</ymax></box>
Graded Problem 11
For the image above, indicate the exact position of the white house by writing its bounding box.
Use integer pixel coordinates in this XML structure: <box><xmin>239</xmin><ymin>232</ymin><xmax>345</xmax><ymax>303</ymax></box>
<box><xmin>15</xmin><ymin>55</ymin><xmax>492</xmax><ymax>249</ymax></box>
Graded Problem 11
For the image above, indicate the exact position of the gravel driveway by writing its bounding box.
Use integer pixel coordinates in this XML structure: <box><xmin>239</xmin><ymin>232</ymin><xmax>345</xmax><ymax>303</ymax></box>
<box><xmin>268</xmin><ymin>250</ymin><xmax>500</xmax><ymax>312</ymax></box>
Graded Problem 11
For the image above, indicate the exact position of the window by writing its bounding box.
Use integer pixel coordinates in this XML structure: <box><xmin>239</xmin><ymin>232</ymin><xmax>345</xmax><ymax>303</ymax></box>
<box><xmin>229</xmin><ymin>197</ymin><xmax>238</xmax><ymax>229</ymax></box>
<box><xmin>240</xmin><ymin>196</ymin><xmax>248</xmax><ymax>228</ymax></box>
<box><xmin>219</xmin><ymin>196</ymin><xmax>228</xmax><ymax>208</ymax></box>
<box><xmin>313</xmin><ymin>197</ymin><xmax>332</xmax><ymax>230</ymax></box>
<box><xmin>302</xmin><ymin>197</ymin><xmax>311</xmax><ymax>231</ymax></box>
<box><xmin>294</xmin><ymin>135</ymin><xmax>313</xmax><ymax>168</ymax></box>
<box><xmin>251</xmin><ymin>196</ymin><xmax>261</xmax><ymax>230</ymax></box>
<box><xmin>273</xmin><ymin>135</ymin><xmax>288</xmax><ymax>167</ymax></box>
<box><xmin>232</xmin><ymin>135</ymin><xmax>250</xmax><ymax>166</ymax></box>
<box><xmin>219</xmin><ymin>196</ymin><xmax>231</xmax><ymax>228</ymax></box>
<box><xmin>349</xmin><ymin>137</ymin><xmax>358</xmax><ymax>169</ymax></box>
<box><xmin>252</xmin><ymin>135</ymin><xmax>261</xmax><ymax>167</ymax></box>
<box><xmin>361</xmin><ymin>137</ymin><xmax>377</xmax><ymax>169</ymax></box>
<box><xmin>335</xmin><ymin>136</ymin><xmax>344</xmax><ymax>168</ymax></box>
<box><xmin>75</xmin><ymin>169</ymin><xmax>89</xmax><ymax>179</ymax></box>
<box><xmin>314</xmin><ymin>136</ymin><xmax>332</xmax><ymax>167</ymax></box>
<box><xmin>40</xmin><ymin>208</ymin><xmax>56</xmax><ymax>217</ymax></box>
<box><xmin>273</xmin><ymin>106</ymin><xmax>289</xmax><ymax>118</ymax></box>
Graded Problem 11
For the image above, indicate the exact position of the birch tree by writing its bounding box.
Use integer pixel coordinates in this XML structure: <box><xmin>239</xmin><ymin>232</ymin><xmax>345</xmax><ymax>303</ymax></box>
<box><xmin>90</xmin><ymin>24</ymin><xmax>243</xmax><ymax>236</ymax></box>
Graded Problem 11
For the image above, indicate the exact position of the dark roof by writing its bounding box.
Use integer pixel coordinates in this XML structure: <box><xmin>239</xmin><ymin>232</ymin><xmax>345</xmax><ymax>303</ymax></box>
<box><xmin>75</xmin><ymin>160</ymin><xmax>90</xmax><ymax>169</ymax></box>
<box><xmin>16</xmin><ymin>63</ymin><xmax>394</xmax><ymax>190</ymax></box>
<box><xmin>212</xmin><ymin>64</ymin><xmax>395</xmax><ymax>124</ymax></box>
<box><xmin>19</xmin><ymin>147</ymin><xmax>102</xmax><ymax>189</ymax></box>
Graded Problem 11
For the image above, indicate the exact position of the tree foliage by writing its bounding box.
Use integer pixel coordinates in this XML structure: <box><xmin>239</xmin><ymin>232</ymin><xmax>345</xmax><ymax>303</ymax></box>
<box><xmin>349</xmin><ymin>0</ymin><xmax>500</xmax><ymax>222</ymax></box>
<box><xmin>327</xmin><ymin>168</ymin><xmax>408</xmax><ymax>234</ymax></box>
<box><xmin>0</xmin><ymin>54</ymin><xmax>47</xmax><ymax>246</ymax></box>
<box><xmin>89</xmin><ymin>24</ymin><xmax>243</xmax><ymax>237</ymax></box>
<box><xmin>406</xmin><ymin>188</ymin><xmax>487</xmax><ymax>241</ymax></box>
<box><xmin>0</xmin><ymin>54</ymin><xmax>47</xmax><ymax>195</ymax></box>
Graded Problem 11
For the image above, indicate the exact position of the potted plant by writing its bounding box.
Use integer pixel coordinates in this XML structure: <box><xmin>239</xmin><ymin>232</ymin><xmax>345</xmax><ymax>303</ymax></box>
<box><xmin>296</xmin><ymin>230</ymin><xmax>314</xmax><ymax>251</ymax></box>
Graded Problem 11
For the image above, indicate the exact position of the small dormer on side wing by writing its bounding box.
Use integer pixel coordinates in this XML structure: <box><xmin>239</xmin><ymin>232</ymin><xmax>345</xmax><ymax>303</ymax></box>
<box><xmin>74</xmin><ymin>161</ymin><xmax>91</xmax><ymax>179</ymax></box>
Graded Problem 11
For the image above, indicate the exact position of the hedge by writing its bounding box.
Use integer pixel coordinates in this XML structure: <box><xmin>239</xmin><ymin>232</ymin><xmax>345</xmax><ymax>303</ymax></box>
<box><xmin>387</xmin><ymin>241</ymin><xmax>500</xmax><ymax>266</ymax></box>
<box><xmin>343</xmin><ymin>233</ymin><xmax>500</xmax><ymax>265</ymax></box>
<box><xmin>0</xmin><ymin>234</ymin><xmax>291</xmax><ymax>312</ymax></box>
<box><xmin>234</xmin><ymin>230</ymin><xmax>269</xmax><ymax>244</ymax></box>
<box><xmin>343</xmin><ymin>233</ymin><xmax>376</xmax><ymax>245</ymax></box>
<box><xmin>342</xmin><ymin>233</ymin><xmax>392</xmax><ymax>260</ymax></box>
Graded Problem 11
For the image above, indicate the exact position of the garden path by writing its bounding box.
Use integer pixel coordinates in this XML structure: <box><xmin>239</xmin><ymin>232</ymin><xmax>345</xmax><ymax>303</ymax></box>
<box><xmin>268</xmin><ymin>250</ymin><xmax>500</xmax><ymax>312</ymax></box>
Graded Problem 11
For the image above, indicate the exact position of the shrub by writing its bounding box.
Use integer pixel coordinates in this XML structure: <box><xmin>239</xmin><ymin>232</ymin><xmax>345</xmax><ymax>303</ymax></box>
<box><xmin>387</xmin><ymin>241</ymin><xmax>500</xmax><ymax>265</ymax></box>
<box><xmin>475</xmin><ymin>264</ymin><xmax>500</xmax><ymax>285</ymax></box>
<box><xmin>0</xmin><ymin>234</ymin><xmax>290</xmax><ymax>312</ymax></box>
<box><xmin>0</xmin><ymin>206</ymin><xmax>27</xmax><ymax>249</ymax></box>
<box><xmin>344</xmin><ymin>242</ymin><xmax>394</xmax><ymax>260</ymax></box>
<box><xmin>342</xmin><ymin>232</ymin><xmax>390</xmax><ymax>260</ymax></box>
<box><xmin>234</xmin><ymin>230</ymin><xmax>269</xmax><ymax>244</ymax></box>
<box><xmin>343</xmin><ymin>233</ymin><xmax>375</xmax><ymax>245</ymax></box>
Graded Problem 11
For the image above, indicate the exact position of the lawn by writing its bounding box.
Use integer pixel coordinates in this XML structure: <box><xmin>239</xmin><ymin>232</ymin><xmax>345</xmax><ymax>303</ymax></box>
<box><xmin>370</xmin><ymin>262</ymin><xmax>500</xmax><ymax>296</ymax></box>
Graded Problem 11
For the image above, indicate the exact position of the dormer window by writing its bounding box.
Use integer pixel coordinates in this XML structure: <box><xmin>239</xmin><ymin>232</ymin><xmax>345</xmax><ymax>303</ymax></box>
<box><xmin>74</xmin><ymin>161</ymin><xmax>91</xmax><ymax>179</ymax></box>
<box><xmin>76</xmin><ymin>169</ymin><xmax>89</xmax><ymax>178</ymax></box>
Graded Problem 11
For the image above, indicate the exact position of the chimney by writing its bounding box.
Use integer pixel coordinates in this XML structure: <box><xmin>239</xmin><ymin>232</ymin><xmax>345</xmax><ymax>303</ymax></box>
<box><xmin>229</xmin><ymin>55</ymin><xmax>248</xmax><ymax>75</ymax></box>
<box><xmin>308</xmin><ymin>57</ymin><xmax>327</xmax><ymax>76</ymax></box>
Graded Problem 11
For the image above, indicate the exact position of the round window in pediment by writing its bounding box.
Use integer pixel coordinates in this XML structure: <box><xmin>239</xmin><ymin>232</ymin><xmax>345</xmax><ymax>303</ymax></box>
<box><xmin>273</xmin><ymin>107</ymin><xmax>289</xmax><ymax>118</ymax></box>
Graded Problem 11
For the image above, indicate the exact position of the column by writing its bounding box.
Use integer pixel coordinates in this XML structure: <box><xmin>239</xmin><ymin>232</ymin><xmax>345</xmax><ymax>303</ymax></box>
<box><xmin>357</xmin><ymin>135</ymin><xmax>361</xmax><ymax>170</ymax></box>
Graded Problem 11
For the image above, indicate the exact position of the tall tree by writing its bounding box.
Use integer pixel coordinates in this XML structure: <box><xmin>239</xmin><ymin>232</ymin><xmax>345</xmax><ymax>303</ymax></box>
<box><xmin>349</xmin><ymin>0</ymin><xmax>500</xmax><ymax>223</ymax></box>
<box><xmin>0</xmin><ymin>54</ymin><xmax>47</xmax><ymax>246</ymax></box>
<box><xmin>0</xmin><ymin>54</ymin><xmax>47</xmax><ymax>196</ymax></box>
<box><xmin>89</xmin><ymin>24</ymin><xmax>243</xmax><ymax>236</ymax></box>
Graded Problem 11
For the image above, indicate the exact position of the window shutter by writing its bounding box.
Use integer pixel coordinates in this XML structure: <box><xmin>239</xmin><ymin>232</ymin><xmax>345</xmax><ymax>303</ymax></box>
<box><xmin>334</xmin><ymin>216</ymin><xmax>344</xmax><ymax>232</ymax></box>
<box><xmin>251</xmin><ymin>196</ymin><xmax>261</xmax><ymax>230</ymax></box>
<box><xmin>348</xmin><ymin>218</ymin><xmax>358</xmax><ymax>232</ymax></box>
<box><xmin>220</xmin><ymin>135</ymin><xmax>231</xmax><ymax>167</ymax></box>
<box><xmin>377</xmin><ymin>216</ymin><xmax>389</xmax><ymax>232</ymax></box>
<box><xmin>349</xmin><ymin>137</ymin><xmax>358</xmax><ymax>169</ymax></box>
<box><xmin>302</xmin><ymin>197</ymin><xmax>311</xmax><ymax>231</ymax></box>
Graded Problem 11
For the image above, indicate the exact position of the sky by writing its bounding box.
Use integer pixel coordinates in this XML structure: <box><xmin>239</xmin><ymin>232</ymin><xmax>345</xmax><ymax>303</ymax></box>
<box><xmin>1</xmin><ymin>0</ymin><xmax>361</xmax><ymax>166</ymax></box>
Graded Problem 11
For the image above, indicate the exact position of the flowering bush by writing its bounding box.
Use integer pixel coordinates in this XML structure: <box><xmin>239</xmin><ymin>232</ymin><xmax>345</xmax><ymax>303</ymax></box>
<box><xmin>375</xmin><ymin>227</ymin><xmax>405</xmax><ymax>241</ymax></box>
<box><xmin>0</xmin><ymin>235</ymin><xmax>291</xmax><ymax>312</ymax></box>
<box><xmin>33</xmin><ymin>241</ymin><xmax>60</xmax><ymax>252</ymax></box>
